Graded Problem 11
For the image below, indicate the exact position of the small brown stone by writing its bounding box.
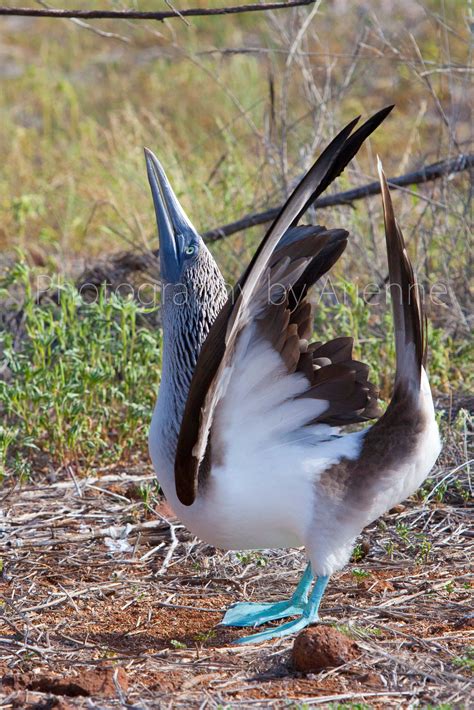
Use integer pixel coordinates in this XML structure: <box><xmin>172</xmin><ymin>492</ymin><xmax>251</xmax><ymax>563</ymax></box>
<box><xmin>291</xmin><ymin>625</ymin><xmax>360</xmax><ymax>673</ymax></box>
<box><xmin>389</xmin><ymin>504</ymin><xmax>406</xmax><ymax>514</ymax></box>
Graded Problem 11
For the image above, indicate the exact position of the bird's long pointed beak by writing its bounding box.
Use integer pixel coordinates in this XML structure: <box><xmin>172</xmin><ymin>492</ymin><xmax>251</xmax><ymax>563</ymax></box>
<box><xmin>144</xmin><ymin>147</ymin><xmax>197</xmax><ymax>283</ymax></box>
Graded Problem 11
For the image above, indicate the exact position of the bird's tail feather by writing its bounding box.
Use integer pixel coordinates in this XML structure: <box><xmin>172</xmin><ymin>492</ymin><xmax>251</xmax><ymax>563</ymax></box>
<box><xmin>378</xmin><ymin>158</ymin><xmax>425</xmax><ymax>398</ymax></box>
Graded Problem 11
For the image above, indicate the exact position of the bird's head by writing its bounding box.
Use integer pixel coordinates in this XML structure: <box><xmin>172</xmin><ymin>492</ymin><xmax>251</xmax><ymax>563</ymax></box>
<box><xmin>145</xmin><ymin>148</ymin><xmax>227</xmax><ymax>342</ymax></box>
<box><xmin>145</xmin><ymin>148</ymin><xmax>203</xmax><ymax>286</ymax></box>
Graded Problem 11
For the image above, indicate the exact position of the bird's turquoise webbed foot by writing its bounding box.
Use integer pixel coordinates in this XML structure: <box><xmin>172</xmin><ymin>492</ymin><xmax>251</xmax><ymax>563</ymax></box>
<box><xmin>233</xmin><ymin>574</ymin><xmax>329</xmax><ymax>644</ymax></box>
<box><xmin>221</xmin><ymin>599</ymin><xmax>304</xmax><ymax>627</ymax></box>
<box><xmin>221</xmin><ymin>564</ymin><xmax>313</xmax><ymax>628</ymax></box>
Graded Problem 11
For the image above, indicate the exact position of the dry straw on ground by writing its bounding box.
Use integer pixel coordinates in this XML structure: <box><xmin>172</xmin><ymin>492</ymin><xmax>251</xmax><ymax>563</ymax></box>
<box><xmin>0</xmin><ymin>415</ymin><xmax>472</xmax><ymax>708</ymax></box>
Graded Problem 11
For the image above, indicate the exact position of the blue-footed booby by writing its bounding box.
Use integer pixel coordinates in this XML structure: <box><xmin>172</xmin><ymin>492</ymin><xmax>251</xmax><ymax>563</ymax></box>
<box><xmin>145</xmin><ymin>106</ymin><xmax>441</xmax><ymax>644</ymax></box>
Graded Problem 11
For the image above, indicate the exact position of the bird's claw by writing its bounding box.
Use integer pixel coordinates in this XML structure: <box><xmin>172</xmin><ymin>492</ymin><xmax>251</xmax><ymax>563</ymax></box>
<box><xmin>232</xmin><ymin>614</ymin><xmax>317</xmax><ymax>644</ymax></box>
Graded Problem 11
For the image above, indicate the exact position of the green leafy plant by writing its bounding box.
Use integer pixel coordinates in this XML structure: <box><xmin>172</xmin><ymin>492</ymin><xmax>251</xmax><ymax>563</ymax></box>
<box><xmin>235</xmin><ymin>551</ymin><xmax>267</xmax><ymax>567</ymax></box>
<box><xmin>452</xmin><ymin>647</ymin><xmax>474</xmax><ymax>671</ymax></box>
<box><xmin>170</xmin><ymin>639</ymin><xmax>187</xmax><ymax>650</ymax></box>
<box><xmin>0</xmin><ymin>262</ymin><xmax>161</xmax><ymax>475</ymax></box>
<box><xmin>193</xmin><ymin>629</ymin><xmax>217</xmax><ymax>644</ymax></box>
<box><xmin>137</xmin><ymin>480</ymin><xmax>161</xmax><ymax>512</ymax></box>
<box><xmin>384</xmin><ymin>540</ymin><xmax>395</xmax><ymax>559</ymax></box>
<box><xmin>445</xmin><ymin>581</ymin><xmax>455</xmax><ymax>595</ymax></box>
<box><xmin>351</xmin><ymin>544</ymin><xmax>366</xmax><ymax>562</ymax></box>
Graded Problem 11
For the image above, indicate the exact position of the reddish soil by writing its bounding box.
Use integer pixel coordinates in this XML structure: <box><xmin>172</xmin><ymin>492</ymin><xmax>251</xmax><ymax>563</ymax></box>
<box><xmin>3</xmin><ymin>667</ymin><xmax>128</xmax><ymax>697</ymax></box>
<box><xmin>0</xmin><ymin>465</ymin><xmax>472</xmax><ymax>708</ymax></box>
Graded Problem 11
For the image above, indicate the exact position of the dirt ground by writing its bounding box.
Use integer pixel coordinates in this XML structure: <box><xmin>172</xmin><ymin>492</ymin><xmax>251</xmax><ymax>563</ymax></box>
<box><xmin>0</xmin><ymin>463</ymin><xmax>472</xmax><ymax>709</ymax></box>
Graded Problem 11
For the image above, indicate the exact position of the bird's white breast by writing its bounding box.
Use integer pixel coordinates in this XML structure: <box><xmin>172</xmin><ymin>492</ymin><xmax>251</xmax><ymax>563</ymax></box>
<box><xmin>149</xmin><ymin>333</ymin><xmax>364</xmax><ymax>550</ymax></box>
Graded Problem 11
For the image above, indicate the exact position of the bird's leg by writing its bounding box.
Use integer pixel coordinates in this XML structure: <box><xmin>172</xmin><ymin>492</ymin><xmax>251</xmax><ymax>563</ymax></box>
<box><xmin>220</xmin><ymin>564</ymin><xmax>313</xmax><ymax>628</ymax></box>
<box><xmin>233</xmin><ymin>574</ymin><xmax>329</xmax><ymax>644</ymax></box>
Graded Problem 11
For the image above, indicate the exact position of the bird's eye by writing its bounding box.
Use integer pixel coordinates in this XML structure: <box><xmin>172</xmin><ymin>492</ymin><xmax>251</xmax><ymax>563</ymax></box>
<box><xmin>184</xmin><ymin>245</ymin><xmax>196</xmax><ymax>256</ymax></box>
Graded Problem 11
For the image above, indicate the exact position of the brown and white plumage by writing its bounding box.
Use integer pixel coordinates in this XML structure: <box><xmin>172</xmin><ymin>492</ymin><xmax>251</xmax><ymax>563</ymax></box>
<box><xmin>174</xmin><ymin>108</ymin><xmax>393</xmax><ymax>504</ymax></box>
<box><xmin>146</xmin><ymin>108</ymin><xmax>441</xmax><ymax>643</ymax></box>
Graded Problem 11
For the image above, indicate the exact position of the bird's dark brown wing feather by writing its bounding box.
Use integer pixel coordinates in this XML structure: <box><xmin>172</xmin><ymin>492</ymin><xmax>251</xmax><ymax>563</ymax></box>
<box><xmin>256</xmin><ymin>266</ymin><xmax>381</xmax><ymax>426</ymax></box>
<box><xmin>175</xmin><ymin>107</ymin><xmax>393</xmax><ymax>506</ymax></box>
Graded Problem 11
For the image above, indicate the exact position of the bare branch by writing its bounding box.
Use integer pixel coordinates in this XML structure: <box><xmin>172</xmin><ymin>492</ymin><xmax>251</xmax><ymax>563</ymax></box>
<box><xmin>203</xmin><ymin>153</ymin><xmax>474</xmax><ymax>241</ymax></box>
<box><xmin>0</xmin><ymin>1</ymin><xmax>316</xmax><ymax>22</ymax></box>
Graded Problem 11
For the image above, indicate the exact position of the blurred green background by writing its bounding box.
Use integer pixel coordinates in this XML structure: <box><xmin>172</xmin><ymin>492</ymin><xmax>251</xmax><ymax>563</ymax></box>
<box><xmin>0</xmin><ymin>0</ymin><xmax>471</xmax><ymax>476</ymax></box>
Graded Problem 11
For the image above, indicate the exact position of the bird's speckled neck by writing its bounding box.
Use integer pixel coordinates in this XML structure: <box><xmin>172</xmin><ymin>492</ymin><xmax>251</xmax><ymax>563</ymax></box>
<box><xmin>150</xmin><ymin>244</ymin><xmax>227</xmax><ymax>467</ymax></box>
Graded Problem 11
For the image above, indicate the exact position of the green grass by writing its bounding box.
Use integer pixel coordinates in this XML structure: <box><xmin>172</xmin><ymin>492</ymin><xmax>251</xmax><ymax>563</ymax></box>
<box><xmin>0</xmin><ymin>260</ymin><xmax>161</xmax><ymax>477</ymax></box>
<box><xmin>0</xmin><ymin>1</ymin><xmax>471</xmax><ymax>477</ymax></box>
<box><xmin>0</xmin><ymin>254</ymin><xmax>470</xmax><ymax>477</ymax></box>
<box><xmin>311</xmin><ymin>277</ymin><xmax>471</xmax><ymax>399</ymax></box>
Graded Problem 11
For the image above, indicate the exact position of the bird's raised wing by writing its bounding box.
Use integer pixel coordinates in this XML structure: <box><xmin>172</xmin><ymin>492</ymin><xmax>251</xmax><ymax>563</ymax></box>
<box><xmin>175</xmin><ymin>107</ymin><xmax>393</xmax><ymax>505</ymax></box>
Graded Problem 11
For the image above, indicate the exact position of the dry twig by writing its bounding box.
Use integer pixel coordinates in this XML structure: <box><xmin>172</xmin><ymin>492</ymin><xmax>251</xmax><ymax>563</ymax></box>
<box><xmin>203</xmin><ymin>152</ymin><xmax>474</xmax><ymax>241</ymax></box>
<box><xmin>0</xmin><ymin>1</ymin><xmax>316</xmax><ymax>22</ymax></box>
